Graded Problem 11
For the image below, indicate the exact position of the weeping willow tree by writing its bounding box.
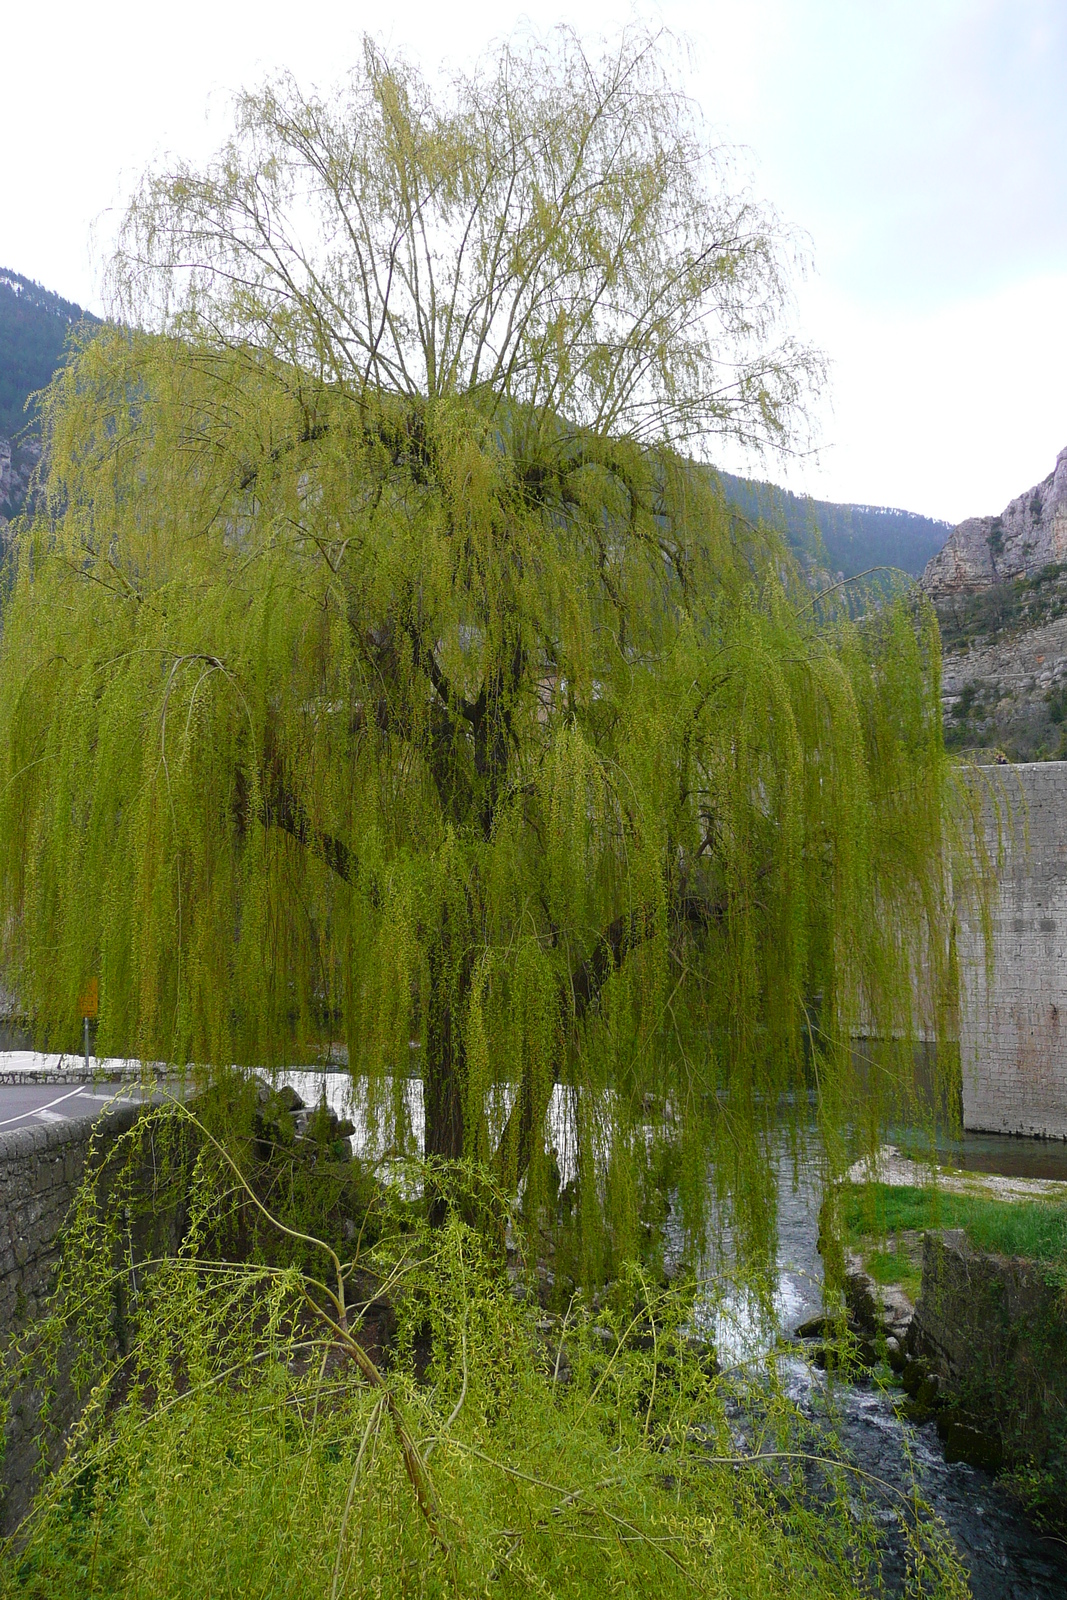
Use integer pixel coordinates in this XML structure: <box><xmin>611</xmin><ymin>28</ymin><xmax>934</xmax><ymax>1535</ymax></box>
<box><xmin>0</xmin><ymin>30</ymin><xmax>961</xmax><ymax>1274</ymax></box>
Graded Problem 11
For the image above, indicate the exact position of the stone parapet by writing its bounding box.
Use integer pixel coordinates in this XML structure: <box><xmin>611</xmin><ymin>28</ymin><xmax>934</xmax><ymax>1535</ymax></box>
<box><xmin>0</xmin><ymin>1103</ymin><xmax>167</xmax><ymax>1533</ymax></box>
<box><xmin>0</xmin><ymin>1104</ymin><xmax>143</xmax><ymax>1329</ymax></box>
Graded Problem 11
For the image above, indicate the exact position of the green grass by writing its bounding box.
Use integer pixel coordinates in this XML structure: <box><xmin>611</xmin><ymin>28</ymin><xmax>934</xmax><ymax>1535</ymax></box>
<box><xmin>862</xmin><ymin>1245</ymin><xmax>922</xmax><ymax>1302</ymax></box>
<box><xmin>842</xmin><ymin>1184</ymin><xmax>1067</xmax><ymax>1282</ymax></box>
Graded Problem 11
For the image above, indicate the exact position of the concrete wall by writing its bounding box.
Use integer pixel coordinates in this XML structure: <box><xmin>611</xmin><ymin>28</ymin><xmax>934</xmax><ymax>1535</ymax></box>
<box><xmin>959</xmin><ymin>761</ymin><xmax>1067</xmax><ymax>1137</ymax></box>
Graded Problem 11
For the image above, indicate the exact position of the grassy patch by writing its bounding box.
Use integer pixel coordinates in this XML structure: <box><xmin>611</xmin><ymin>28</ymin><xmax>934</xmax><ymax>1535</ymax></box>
<box><xmin>842</xmin><ymin>1184</ymin><xmax>1067</xmax><ymax>1282</ymax></box>
<box><xmin>862</xmin><ymin>1245</ymin><xmax>922</xmax><ymax>1302</ymax></box>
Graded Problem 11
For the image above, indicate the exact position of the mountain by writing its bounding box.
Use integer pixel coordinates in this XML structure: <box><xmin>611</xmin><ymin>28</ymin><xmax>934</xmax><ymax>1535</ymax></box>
<box><xmin>0</xmin><ymin>270</ymin><xmax>99</xmax><ymax>524</ymax></box>
<box><xmin>920</xmin><ymin>446</ymin><xmax>1067</xmax><ymax>762</ymax></box>
<box><xmin>0</xmin><ymin>270</ymin><xmax>98</xmax><ymax>436</ymax></box>
<box><xmin>715</xmin><ymin>470</ymin><xmax>952</xmax><ymax>582</ymax></box>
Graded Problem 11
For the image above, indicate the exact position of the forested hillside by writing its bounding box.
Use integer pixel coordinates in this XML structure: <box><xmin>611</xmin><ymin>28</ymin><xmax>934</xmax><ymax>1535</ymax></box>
<box><xmin>0</xmin><ymin>269</ymin><xmax>97</xmax><ymax>436</ymax></box>
<box><xmin>0</xmin><ymin>270</ymin><xmax>99</xmax><ymax>521</ymax></box>
<box><xmin>716</xmin><ymin>469</ymin><xmax>951</xmax><ymax>581</ymax></box>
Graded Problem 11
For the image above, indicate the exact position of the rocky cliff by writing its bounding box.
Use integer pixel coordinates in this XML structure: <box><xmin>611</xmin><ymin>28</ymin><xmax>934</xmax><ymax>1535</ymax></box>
<box><xmin>919</xmin><ymin>447</ymin><xmax>1067</xmax><ymax>761</ymax></box>
<box><xmin>923</xmin><ymin>445</ymin><xmax>1067</xmax><ymax>596</ymax></box>
<box><xmin>0</xmin><ymin>433</ymin><xmax>39</xmax><ymax>525</ymax></box>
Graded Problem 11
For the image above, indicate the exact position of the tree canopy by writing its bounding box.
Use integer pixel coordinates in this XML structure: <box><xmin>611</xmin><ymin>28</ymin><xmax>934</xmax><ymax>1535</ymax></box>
<box><xmin>110</xmin><ymin>31</ymin><xmax>824</xmax><ymax>457</ymax></box>
<box><xmin>0</xmin><ymin>31</ymin><xmax>960</xmax><ymax>1279</ymax></box>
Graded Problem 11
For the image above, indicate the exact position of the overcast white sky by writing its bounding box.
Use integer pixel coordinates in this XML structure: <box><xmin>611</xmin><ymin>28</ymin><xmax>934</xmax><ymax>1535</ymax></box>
<box><xmin>2</xmin><ymin>0</ymin><xmax>1065</xmax><ymax>523</ymax></box>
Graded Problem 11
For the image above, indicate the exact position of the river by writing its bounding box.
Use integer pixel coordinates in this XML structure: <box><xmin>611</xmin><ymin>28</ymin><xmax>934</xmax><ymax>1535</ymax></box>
<box><xmin>273</xmin><ymin>1070</ymin><xmax>1067</xmax><ymax>1599</ymax></box>
<box><xmin>703</xmin><ymin>1136</ymin><xmax>1067</xmax><ymax>1600</ymax></box>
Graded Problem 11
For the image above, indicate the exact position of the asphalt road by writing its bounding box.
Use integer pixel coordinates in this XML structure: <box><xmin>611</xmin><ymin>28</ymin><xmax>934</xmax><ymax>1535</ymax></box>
<box><xmin>0</xmin><ymin>1080</ymin><xmax>161</xmax><ymax>1133</ymax></box>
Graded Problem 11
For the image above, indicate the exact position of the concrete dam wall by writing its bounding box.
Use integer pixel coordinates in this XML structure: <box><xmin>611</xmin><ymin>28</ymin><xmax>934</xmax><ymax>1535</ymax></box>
<box><xmin>959</xmin><ymin>760</ymin><xmax>1067</xmax><ymax>1138</ymax></box>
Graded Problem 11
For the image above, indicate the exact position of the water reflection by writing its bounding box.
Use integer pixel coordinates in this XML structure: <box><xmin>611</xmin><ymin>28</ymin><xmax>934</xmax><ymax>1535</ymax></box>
<box><xmin>896</xmin><ymin>1127</ymin><xmax>1067</xmax><ymax>1183</ymax></box>
<box><xmin>692</xmin><ymin>1146</ymin><xmax>825</xmax><ymax>1364</ymax></box>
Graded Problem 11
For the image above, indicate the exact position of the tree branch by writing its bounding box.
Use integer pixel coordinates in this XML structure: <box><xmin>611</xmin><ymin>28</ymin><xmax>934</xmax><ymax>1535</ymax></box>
<box><xmin>237</xmin><ymin>746</ymin><xmax>357</xmax><ymax>887</ymax></box>
<box><xmin>261</xmin><ymin>781</ymin><xmax>354</xmax><ymax>885</ymax></box>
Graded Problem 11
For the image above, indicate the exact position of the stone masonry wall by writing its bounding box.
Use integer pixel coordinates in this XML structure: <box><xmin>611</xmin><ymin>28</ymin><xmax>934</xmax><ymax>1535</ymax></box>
<box><xmin>959</xmin><ymin>761</ymin><xmax>1067</xmax><ymax>1137</ymax></box>
<box><xmin>0</xmin><ymin>1104</ymin><xmax>143</xmax><ymax>1328</ymax></box>
<box><xmin>0</xmin><ymin>1103</ymin><xmax>147</xmax><ymax>1533</ymax></box>
<box><xmin>908</xmin><ymin>1229</ymin><xmax>1067</xmax><ymax>1482</ymax></box>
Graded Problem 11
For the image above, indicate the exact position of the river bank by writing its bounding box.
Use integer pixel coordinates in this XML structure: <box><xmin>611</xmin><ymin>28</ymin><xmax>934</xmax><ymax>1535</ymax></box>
<box><xmin>683</xmin><ymin>1132</ymin><xmax>1067</xmax><ymax>1598</ymax></box>
<box><xmin>260</xmin><ymin>1072</ymin><xmax>1067</xmax><ymax>1595</ymax></box>
<box><xmin>3</xmin><ymin>1062</ymin><xmax>1064</xmax><ymax>1596</ymax></box>
<box><xmin>793</xmin><ymin>1142</ymin><xmax>1067</xmax><ymax>1596</ymax></box>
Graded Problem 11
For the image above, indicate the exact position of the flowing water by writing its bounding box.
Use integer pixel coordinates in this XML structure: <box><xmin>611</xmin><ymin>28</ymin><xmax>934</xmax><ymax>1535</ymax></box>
<box><xmin>776</xmin><ymin>1359</ymin><xmax>1067</xmax><ymax>1599</ymax></box>
<box><xmin>704</xmin><ymin>1141</ymin><xmax>1067</xmax><ymax>1600</ymax></box>
<box><xmin>272</xmin><ymin>1070</ymin><xmax>1067</xmax><ymax>1598</ymax></box>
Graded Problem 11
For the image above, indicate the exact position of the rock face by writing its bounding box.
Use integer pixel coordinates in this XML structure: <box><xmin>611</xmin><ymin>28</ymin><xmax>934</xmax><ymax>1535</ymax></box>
<box><xmin>939</xmin><ymin>616</ymin><xmax>1067</xmax><ymax>762</ymax></box>
<box><xmin>923</xmin><ymin>445</ymin><xmax>1067</xmax><ymax>597</ymax></box>
<box><xmin>926</xmin><ymin>447</ymin><xmax>1067</xmax><ymax>759</ymax></box>
<box><xmin>0</xmin><ymin>432</ymin><xmax>41</xmax><ymax>534</ymax></box>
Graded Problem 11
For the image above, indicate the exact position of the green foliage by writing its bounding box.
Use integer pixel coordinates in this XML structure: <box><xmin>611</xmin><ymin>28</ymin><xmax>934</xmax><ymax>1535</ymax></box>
<box><xmin>1</xmin><ymin>1109</ymin><xmax>971</xmax><ymax>1599</ymax></box>
<box><xmin>0</xmin><ymin>30</ymin><xmax>976</xmax><ymax>1279</ymax></box>
<box><xmin>108</xmin><ymin>31</ymin><xmax>824</xmax><ymax>454</ymax></box>
<box><xmin>198</xmin><ymin>1070</ymin><xmax>383</xmax><ymax>1274</ymax></box>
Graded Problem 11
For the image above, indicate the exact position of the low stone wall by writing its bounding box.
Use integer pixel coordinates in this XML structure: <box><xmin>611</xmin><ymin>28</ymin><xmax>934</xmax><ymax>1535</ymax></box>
<box><xmin>0</xmin><ymin>1103</ymin><xmax>180</xmax><ymax>1535</ymax></box>
<box><xmin>908</xmin><ymin>1229</ymin><xmax>1067</xmax><ymax>1489</ymax></box>
<box><xmin>0</xmin><ymin>1105</ymin><xmax>143</xmax><ymax>1329</ymax></box>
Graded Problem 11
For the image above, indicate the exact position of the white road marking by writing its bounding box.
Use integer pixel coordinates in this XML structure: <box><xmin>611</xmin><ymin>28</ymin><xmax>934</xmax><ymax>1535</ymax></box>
<box><xmin>0</xmin><ymin>1084</ymin><xmax>91</xmax><ymax>1129</ymax></box>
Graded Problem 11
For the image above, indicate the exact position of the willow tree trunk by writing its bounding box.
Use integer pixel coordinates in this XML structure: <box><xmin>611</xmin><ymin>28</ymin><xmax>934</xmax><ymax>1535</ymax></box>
<box><xmin>423</xmin><ymin>938</ymin><xmax>467</xmax><ymax>1167</ymax></box>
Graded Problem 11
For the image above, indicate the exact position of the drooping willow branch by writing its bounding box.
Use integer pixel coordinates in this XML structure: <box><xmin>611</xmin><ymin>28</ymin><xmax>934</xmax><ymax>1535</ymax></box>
<box><xmin>164</xmin><ymin>1099</ymin><xmax>451</xmax><ymax>1547</ymax></box>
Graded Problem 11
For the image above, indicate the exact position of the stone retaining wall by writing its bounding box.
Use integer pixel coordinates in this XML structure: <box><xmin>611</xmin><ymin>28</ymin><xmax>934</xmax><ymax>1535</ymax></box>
<box><xmin>908</xmin><ymin>1229</ymin><xmax>1067</xmax><ymax>1486</ymax></box>
<box><xmin>0</xmin><ymin>1104</ymin><xmax>179</xmax><ymax>1534</ymax></box>
<box><xmin>0</xmin><ymin>1105</ymin><xmax>142</xmax><ymax>1330</ymax></box>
